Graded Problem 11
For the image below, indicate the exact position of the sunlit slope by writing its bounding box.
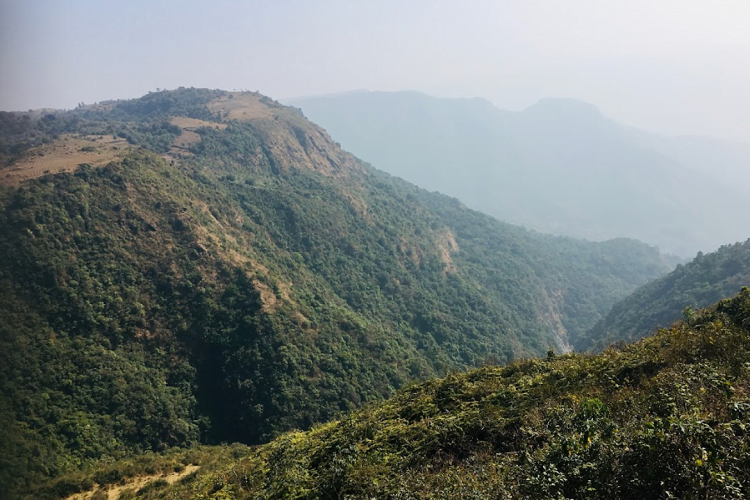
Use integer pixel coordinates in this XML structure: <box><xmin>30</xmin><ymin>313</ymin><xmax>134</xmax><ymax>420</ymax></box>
<box><xmin>0</xmin><ymin>89</ymin><xmax>673</xmax><ymax>496</ymax></box>
<box><xmin>33</xmin><ymin>288</ymin><xmax>750</xmax><ymax>500</ymax></box>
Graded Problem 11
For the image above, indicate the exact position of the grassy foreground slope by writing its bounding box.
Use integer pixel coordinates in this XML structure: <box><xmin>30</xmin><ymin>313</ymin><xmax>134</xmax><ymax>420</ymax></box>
<box><xmin>0</xmin><ymin>89</ymin><xmax>673</xmax><ymax>495</ymax></box>
<box><xmin>578</xmin><ymin>239</ymin><xmax>750</xmax><ymax>350</ymax></box>
<box><xmin>34</xmin><ymin>288</ymin><xmax>750</xmax><ymax>500</ymax></box>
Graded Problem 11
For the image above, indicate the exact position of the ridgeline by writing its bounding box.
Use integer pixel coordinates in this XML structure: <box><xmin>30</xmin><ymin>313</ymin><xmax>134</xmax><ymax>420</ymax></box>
<box><xmin>0</xmin><ymin>88</ymin><xmax>675</xmax><ymax>496</ymax></box>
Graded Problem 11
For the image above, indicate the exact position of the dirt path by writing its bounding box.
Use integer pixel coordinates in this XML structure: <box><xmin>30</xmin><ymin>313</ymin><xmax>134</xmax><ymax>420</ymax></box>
<box><xmin>63</xmin><ymin>465</ymin><xmax>200</xmax><ymax>500</ymax></box>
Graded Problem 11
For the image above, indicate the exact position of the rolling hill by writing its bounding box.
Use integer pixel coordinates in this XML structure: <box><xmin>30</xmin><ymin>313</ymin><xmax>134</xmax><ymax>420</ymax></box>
<box><xmin>0</xmin><ymin>88</ymin><xmax>675</xmax><ymax>496</ymax></box>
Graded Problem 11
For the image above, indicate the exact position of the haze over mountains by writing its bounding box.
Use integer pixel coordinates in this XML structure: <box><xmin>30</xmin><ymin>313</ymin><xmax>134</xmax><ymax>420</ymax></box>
<box><xmin>0</xmin><ymin>88</ymin><xmax>686</xmax><ymax>496</ymax></box>
<box><xmin>290</xmin><ymin>91</ymin><xmax>750</xmax><ymax>256</ymax></box>
<box><xmin>4</xmin><ymin>1</ymin><xmax>750</xmax><ymax>497</ymax></box>
<box><xmin>1</xmin><ymin>86</ymin><xmax>749</xmax><ymax>499</ymax></box>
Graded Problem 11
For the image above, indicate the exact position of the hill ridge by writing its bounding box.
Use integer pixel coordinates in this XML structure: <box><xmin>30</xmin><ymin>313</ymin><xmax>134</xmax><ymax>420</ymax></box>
<box><xmin>578</xmin><ymin>238</ymin><xmax>750</xmax><ymax>350</ymax></box>
<box><xmin>0</xmin><ymin>87</ymin><xmax>675</xmax><ymax>497</ymax></box>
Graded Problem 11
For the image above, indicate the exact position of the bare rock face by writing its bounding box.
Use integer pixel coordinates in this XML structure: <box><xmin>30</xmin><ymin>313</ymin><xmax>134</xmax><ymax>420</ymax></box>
<box><xmin>207</xmin><ymin>92</ymin><xmax>363</xmax><ymax>177</ymax></box>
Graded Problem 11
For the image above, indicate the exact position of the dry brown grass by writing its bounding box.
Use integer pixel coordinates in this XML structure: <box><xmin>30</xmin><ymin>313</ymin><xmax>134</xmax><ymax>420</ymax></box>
<box><xmin>63</xmin><ymin>465</ymin><xmax>200</xmax><ymax>500</ymax></box>
<box><xmin>0</xmin><ymin>135</ymin><xmax>131</xmax><ymax>186</ymax></box>
<box><xmin>168</xmin><ymin>117</ymin><xmax>227</xmax><ymax>156</ymax></box>
<box><xmin>206</xmin><ymin>92</ymin><xmax>275</xmax><ymax>121</ymax></box>
<box><xmin>170</xmin><ymin>116</ymin><xmax>226</xmax><ymax>130</ymax></box>
<box><xmin>171</xmin><ymin>130</ymin><xmax>202</xmax><ymax>150</ymax></box>
<box><xmin>204</xmin><ymin>92</ymin><xmax>367</xmax><ymax>179</ymax></box>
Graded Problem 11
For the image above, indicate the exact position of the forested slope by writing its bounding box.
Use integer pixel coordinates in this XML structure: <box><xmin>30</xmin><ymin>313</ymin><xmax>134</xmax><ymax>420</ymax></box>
<box><xmin>578</xmin><ymin>240</ymin><xmax>750</xmax><ymax>350</ymax></box>
<box><xmin>32</xmin><ymin>288</ymin><xmax>750</xmax><ymax>500</ymax></box>
<box><xmin>0</xmin><ymin>89</ymin><xmax>673</xmax><ymax>496</ymax></box>
<box><xmin>291</xmin><ymin>90</ymin><xmax>750</xmax><ymax>255</ymax></box>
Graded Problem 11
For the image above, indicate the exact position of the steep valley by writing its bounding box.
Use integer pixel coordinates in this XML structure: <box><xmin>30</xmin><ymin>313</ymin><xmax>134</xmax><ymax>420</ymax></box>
<box><xmin>0</xmin><ymin>89</ymin><xmax>677</xmax><ymax>496</ymax></box>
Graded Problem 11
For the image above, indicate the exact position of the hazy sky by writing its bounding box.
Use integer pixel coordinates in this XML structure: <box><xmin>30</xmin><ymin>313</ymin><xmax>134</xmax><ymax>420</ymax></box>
<box><xmin>2</xmin><ymin>0</ymin><xmax>750</xmax><ymax>140</ymax></box>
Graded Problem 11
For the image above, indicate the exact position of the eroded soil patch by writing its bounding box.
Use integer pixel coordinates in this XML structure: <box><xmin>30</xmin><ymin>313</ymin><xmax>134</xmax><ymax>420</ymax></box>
<box><xmin>1</xmin><ymin>135</ymin><xmax>130</xmax><ymax>186</ymax></box>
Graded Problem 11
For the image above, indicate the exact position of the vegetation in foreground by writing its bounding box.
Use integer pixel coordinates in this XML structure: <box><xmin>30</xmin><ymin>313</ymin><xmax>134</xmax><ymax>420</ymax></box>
<box><xmin>30</xmin><ymin>288</ymin><xmax>750</xmax><ymax>500</ymax></box>
<box><xmin>0</xmin><ymin>88</ymin><xmax>677</xmax><ymax>497</ymax></box>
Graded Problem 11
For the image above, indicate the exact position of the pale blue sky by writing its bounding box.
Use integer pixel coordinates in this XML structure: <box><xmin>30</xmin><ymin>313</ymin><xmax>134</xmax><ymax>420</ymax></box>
<box><xmin>2</xmin><ymin>0</ymin><xmax>750</xmax><ymax>140</ymax></box>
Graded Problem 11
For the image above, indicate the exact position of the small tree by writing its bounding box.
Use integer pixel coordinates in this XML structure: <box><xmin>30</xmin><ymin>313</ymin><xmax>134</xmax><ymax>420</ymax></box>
<box><xmin>682</xmin><ymin>305</ymin><xmax>697</xmax><ymax>327</ymax></box>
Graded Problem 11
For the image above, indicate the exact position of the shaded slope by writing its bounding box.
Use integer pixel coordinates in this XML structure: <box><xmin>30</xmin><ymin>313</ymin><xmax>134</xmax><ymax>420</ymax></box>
<box><xmin>579</xmin><ymin>239</ymin><xmax>750</xmax><ymax>350</ymax></box>
<box><xmin>290</xmin><ymin>91</ymin><xmax>750</xmax><ymax>255</ymax></box>
<box><xmin>0</xmin><ymin>89</ymin><xmax>673</xmax><ymax>495</ymax></box>
<box><xmin>37</xmin><ymin>288</ymin><xmax>750</xmax><ymax>500</ymax></box>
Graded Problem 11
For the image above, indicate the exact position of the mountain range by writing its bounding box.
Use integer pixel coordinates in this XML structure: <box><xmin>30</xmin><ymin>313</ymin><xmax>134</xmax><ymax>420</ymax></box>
<box><xmin>290</xmin><ymin>91</ymin><xmax>750</xmax><ymax>256</ymax></box>
<box><xmin>0</xmin><ymin>88</ymin><xmax>683</xmax><ymax>496</ymax></box>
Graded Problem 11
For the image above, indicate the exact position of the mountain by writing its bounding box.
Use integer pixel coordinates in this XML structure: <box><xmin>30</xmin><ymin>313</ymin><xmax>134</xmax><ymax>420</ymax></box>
<box><xmin>32</xmin><ymin>288</ymin><xmax>750</xmax><ymax>500</ymax></box>
<box><xmin>289</xmin><ymin>91</ymin><xmax>750</xmax><ymax>256</ymax></box>
<box><xmin>0</xmin><ymin>88</ymin><xmax>674</xmax><ymax>495</ymax></box>
<box><xmin>578</xmin><ymin>239</ymin><xmax>750</xmax><ymax>350</ymax></box>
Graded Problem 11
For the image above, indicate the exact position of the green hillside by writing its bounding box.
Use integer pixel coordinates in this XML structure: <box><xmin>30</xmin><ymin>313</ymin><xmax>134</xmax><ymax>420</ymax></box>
<box><xmin>290</xmin><ymin>91</ymin><xmax>750</xmax><ymax>256</ymax></box>
<box><xmin>0</xmin><ymin>89</ymin><xmax>673</xmax><ymax>496</ymax></box>
<box><xmin>31</xmin><ymin>288</ymin><xmax>750</xmax><ymax>500</ymax></box>
<box><xmin>578</xmin><ymin>240</ymin><xmax>750</xmax><ymax>350</ymax></box>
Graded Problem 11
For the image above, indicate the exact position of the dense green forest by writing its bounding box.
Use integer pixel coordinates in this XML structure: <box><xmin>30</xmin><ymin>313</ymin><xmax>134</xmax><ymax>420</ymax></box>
<box><xmin>29</xmin><ymin>288</ymin><xmax>750</xmax><ymax>500</ymax></box>
<box><xmin>0</xmin><ymin>89</ymin><xmax>675</xmax><ymax>497</ymax></box>
<box><xmin>291</xmin><ymin>91</ymin><xmax>750</xmax><ymax>256</ymax></box>
<box><xmin>578</xmin><ymin>240</ymin><xmax>750</xmax><ymax>350</ymax></box>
